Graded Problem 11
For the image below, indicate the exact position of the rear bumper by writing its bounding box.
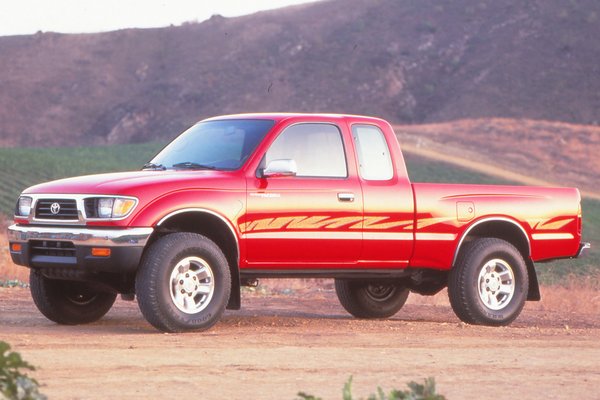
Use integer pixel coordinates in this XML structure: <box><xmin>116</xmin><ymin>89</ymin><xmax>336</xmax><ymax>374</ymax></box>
<box><xmin>576</xmin><ymin>242</ymin><xmax>591</xmax><ymax>258</ymax></box>
<box><xmin>7</xmin><ymin>224</ymin><xmax>153</xmax><ymax>273</ymax></box>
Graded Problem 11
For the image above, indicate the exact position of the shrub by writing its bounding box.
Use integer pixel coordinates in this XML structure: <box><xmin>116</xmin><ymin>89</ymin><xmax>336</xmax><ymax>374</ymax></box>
<box><xmin>0</xmin><ymin>281</ymin><xmax>28</xmax><ymax>288</ymax></box>
<box><xmin>297</xmin><ymin>376</ymin><xmax>446</xmax><ymax>400</ymax></box>
<box><xmin>0</xmin><ymin>341</ymin><xmax>46</xmax><ymax>400</ymax></box>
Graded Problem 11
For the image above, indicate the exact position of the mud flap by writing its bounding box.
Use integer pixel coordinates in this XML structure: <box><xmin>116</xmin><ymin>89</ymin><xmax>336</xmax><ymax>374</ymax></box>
<box><xmin>526</xmin><ymin>259</ymin><xmax>541</xmax><ymax>301</ymax></box>
<box><xmin>227</xmin><ymin>265</ymin><xmax>241</xmax><ymax>310</ymax></box>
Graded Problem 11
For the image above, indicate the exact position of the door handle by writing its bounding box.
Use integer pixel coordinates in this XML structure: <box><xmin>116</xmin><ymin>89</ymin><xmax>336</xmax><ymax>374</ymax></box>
<box><xmin>337</xmin><ymin>193</ymin><xmax>355</xmax><ymax>202</ymax></box>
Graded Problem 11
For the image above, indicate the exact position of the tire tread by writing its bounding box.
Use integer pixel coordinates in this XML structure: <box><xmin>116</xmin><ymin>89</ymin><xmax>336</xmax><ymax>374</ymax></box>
<box><xmin>448</xmin><ymin>238</ymin><xmax>528</xmax><ymax>326</ymax></box>
<box><xmin>335</xmin><ymin>279</ymin><xmax>409</xmax><ymax>319</ymax></box>
<box><xmin>136</xmin><ymin>232</ymin><xmax>231</xmax><ymax>332</ymax></box>
<box><xmin>30</xmin><ymin>270</ymin><xmax>116</xmax><ymax>325</ymax></box>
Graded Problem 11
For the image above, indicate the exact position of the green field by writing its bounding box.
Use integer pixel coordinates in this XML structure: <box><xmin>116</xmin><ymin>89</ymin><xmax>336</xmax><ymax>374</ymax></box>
<box><xmin>0</xmin><ymin>144</ymin><xmax>596</xmax><ymax>284</ymax></box>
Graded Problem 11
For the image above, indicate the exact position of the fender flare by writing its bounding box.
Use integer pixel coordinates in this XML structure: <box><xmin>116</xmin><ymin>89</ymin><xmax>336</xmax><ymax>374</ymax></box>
<box><xmin>156</xmin><ymin>208</ymin><xmax>241</xmax><ymax>310</ymax></box>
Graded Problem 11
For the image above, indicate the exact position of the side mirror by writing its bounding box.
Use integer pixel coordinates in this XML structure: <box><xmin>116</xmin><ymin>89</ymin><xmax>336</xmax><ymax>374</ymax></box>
<box><xmin>262</xmin><ymin>159</ymin><xmax>297</xmax><ymax>178</ymax></box>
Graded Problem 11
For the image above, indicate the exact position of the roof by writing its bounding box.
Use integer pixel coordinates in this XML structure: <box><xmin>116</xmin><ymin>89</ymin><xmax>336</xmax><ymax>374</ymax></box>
<box><xmin>200</xmin><ymin>112</ymin><xmax>387</xmax><ymax>125</ymax></box>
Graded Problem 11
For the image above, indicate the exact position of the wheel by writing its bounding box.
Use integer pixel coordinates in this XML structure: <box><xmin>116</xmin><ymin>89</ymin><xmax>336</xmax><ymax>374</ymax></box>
<box><xmin>334</xmin><ymin>279</ymin><xmax>409</xmax><ymax>318</ymax></box>
<box><xmin>29</xmin><ymin>270</ymin><xmax>117</xmax><ymax>325</ymax></box>
<box><xmin>448</xmin><ymin>238</ymin><xmax>528</xmax><ymax>326</ymax></box>
<box><xmin>135</xmin><ymin>232</ymin><xmax>231</xmax><ymax>332</ymax></box>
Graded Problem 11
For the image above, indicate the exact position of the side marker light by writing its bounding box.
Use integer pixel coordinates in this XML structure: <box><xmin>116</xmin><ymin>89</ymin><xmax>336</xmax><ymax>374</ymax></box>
<box><xmin>91</xmin><ymin>248</ymin><xmax>111</xmax><ymax>257</ymax></box>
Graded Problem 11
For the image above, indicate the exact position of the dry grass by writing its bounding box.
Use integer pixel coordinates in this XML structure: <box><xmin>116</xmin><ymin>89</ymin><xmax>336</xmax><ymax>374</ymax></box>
<box><xmin>535</xmin><ymin>275</ymin><xmax>600</xmax><ymax>315</ymax></box>
<box><xmin>0</xmin><ymin>245</ymin><xmax>29</xmax><ymax>282</ymax></box>
<box><xmin>0</xmin><ymin>227</ymin><xmax>29</xmax><ymax>282</ymax></box>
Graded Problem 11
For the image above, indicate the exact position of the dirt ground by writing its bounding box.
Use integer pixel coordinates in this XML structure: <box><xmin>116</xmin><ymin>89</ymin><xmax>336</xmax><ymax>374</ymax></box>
<box><xmin>1</xmin><ymin>282</ymin><xmax>599</xmax><ymax>400</ymax></box>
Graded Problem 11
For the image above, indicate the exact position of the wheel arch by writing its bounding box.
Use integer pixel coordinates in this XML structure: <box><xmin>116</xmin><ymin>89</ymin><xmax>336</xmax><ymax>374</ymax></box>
<box><xmin>453</xmin><ymin>217</ymin><xmax>540</xmax><ymax>301</ymax></box>
<box><xmin>153</xmin><ymin>208</ymin><xmax>241</xmax><ymax>309</ymax></box>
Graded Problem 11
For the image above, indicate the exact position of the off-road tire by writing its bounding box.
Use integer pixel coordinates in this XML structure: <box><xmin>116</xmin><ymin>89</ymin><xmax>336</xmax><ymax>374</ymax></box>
<box><xmin>30</xmin><ymin>270</ymin><xmax>117</xmax><ymax>325</ymax></box>
<box><xmin>136</xmin><ymin>233</ymin><xmax>231</xmax><ymax>332</ymax></box>
<box><xmin>334</xmin><ymin>279</ymin><xmax>409</xmax><ymax>318</ymax></box>
<box><xmin>448</xmin><ymin>238</ymin><xmax>528</xmax><ymax>326</ymax></box>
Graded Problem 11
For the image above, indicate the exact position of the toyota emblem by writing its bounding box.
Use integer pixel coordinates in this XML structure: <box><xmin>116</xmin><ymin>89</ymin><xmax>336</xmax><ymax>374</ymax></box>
<box><xmin>50</xmin><ymin>202</ymin><xmax>61</xmax><ymax>215</ymax></box>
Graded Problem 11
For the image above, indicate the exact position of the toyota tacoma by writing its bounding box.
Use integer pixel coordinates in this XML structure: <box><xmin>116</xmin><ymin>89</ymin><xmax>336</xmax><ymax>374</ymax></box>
<box><xmin>7</xmin><ymin>113</ymin><xmax>589</xmax><ymax>332</ymax></box>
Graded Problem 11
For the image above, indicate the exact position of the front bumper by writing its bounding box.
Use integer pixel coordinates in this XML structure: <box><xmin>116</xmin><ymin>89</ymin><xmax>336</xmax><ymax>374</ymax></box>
<box><xmin>7</xmin><ymin>224</ymin><xmax>153</xmax><ymax>273</ymax></box>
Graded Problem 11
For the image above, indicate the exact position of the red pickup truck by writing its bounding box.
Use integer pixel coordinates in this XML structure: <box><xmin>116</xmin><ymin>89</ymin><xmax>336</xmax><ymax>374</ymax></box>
<box><xmin>7</xmin><ymin>113</ymin><xmax>588</xmax><ymax>332</ymax></box>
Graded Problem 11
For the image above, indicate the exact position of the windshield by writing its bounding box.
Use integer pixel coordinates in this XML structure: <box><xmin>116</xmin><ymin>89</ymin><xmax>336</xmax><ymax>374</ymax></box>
<box><xmin>149</xmin><ymin>119</ymin><xmax>274</xmax><ymax>171</ymax></box>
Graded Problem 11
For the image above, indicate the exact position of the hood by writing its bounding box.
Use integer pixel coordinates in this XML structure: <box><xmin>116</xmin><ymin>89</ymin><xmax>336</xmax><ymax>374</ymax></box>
<box><xmin>23</xmin><ymin>170</ymin><xmax>242</xmax><ymax>197</ymax></box>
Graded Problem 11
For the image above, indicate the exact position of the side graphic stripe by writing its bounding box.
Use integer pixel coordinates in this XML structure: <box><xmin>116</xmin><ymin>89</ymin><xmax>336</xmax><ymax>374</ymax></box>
<box><xmin>244</xmin><ymin>232</ymin><xmax>416</xmax><ymax>241</ymax></box>
<box><xmin>415</xmin><ymin>233</ymin><xmax>457</xmax><ymax>241</ymax></box>
<box><xmin>243</xmin><ymin>232</ymin><xmax>362</xmax><ymax>240</ymax></box>
<box><xmin>364</xmin><ymin>232</ymin><xmax>413</xmax><ymax>241</ymax></box>
<box><xmin>531</xmin><ymin>233</ymin><xmax>574</xmax><ymax>240</ymax></box>
<box><xmin>241</xmin><ymin>215</ymin><xmax>412</xmax><ymax>232</ymax></box>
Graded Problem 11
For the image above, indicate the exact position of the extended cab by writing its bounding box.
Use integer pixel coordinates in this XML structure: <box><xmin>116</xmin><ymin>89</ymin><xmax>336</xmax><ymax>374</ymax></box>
<box><xmin>7</xmin><ymin>114</ymin><xmax>589</xmax><ymax>332</ymax></box>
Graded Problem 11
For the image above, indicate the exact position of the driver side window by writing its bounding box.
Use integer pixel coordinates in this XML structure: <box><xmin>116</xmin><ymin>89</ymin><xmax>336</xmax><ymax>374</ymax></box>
<box><xmin>265</xmin><ymin>123</ymin><xmax>347</xmax><ymax>178</ymax></box>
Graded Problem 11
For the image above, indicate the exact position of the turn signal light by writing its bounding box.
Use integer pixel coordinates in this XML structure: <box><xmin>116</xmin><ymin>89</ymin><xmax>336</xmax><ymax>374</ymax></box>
<box><xmin>11</xmin><ymin>243</ymin><xmax>22</xmax><ymax>252</ymax></box>
<box><xmin>91</xmin><ymin>248</ymin><xmax>111</xmax><ymax>257</ymax></box>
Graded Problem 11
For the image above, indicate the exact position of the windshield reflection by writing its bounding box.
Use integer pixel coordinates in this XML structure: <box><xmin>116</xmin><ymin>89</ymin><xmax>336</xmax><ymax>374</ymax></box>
<box><xmin>149</xmin><ymin>119</ymin><xmax>274</xmax><ymax>171</ymax></box>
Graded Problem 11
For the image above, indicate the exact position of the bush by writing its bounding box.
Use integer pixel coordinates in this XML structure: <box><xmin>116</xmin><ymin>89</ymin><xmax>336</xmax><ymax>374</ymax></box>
<box><xmin>0</xmin><ymin>281</ymin><xmax>28</xmax><ymax>289</ymax></box>
<box><xmin>0</xmin><ymin>341</ymin><xmax>46</xmax><ymax>400</ymax></box>
<box><xmin>297</xmin><ymin>376</ymin><xmax>446</xmax><ymax>400</ymax></box>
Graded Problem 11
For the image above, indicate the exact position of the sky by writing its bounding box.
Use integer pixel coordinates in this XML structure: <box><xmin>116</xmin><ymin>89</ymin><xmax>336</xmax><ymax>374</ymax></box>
<box><xmin>0</xmin><ymin>0</ymin><xmax>319</xmax><ymax>37</ymax></box>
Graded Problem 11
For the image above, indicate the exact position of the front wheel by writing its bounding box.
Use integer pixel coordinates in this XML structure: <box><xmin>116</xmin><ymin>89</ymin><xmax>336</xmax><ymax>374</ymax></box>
<box><xmin>335</xmin><ymin>279</ymin><xmax>409</xmax><ymax>318</ymax></box>
<box><xmin>29</xmin><ymin>271</ymin><xmax>117</xmax><ymax>325</ymax></box>
<box><xmin>135</xmin><ymin>233</ymin><xmax>231</xmax><ymax>332</ymax></box>
<box><xmin>448</xmin><ymin>238</ymin><xmax>528</xmax><ymax>326</ymax></box>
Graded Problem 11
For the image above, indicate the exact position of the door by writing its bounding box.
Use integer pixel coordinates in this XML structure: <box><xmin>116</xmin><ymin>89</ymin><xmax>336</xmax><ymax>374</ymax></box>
<box><xmin>351</xmin><ymin>123</ymin><xmax>415</xmax><ymax>266</ymax></box>
<box><xmin>244</xmin><ymin>122</ymin><xmax>363</xmax><ymax>268</ymax></box>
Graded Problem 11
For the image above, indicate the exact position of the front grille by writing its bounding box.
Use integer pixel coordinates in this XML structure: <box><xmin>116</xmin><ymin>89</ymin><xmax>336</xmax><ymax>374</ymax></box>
<box><xmin>35</xmin><ymin>199</ymin><xmax>78</xmax><ymax>220</ymax></box>
<box><xmin>84</xmin><ymin>198</ymin><xmax>99</xmax><ymax>218</ymax></box>
<box><xmin>30</xmin><ymin>240</ymin><xmax>76</xmax><ymax>257</ymax></box>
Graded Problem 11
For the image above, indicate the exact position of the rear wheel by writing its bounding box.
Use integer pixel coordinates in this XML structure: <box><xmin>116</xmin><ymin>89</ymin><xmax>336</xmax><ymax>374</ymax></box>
<box><xmin>448</xmin><ymin>238</ymin><xmax>528</xmax><ymax>326</ymax></box>
<box><xmin>136</xmin><ymin>233</ymin><xmax>231</xmax><ymax>332</ymax></box>
<box><xmin>30</xmin><ymin>270</ymin><xmax>117</xmax><ymax>325</ymax></box>
<box><xmin>335</xmin><ymin>279</ymin><xmax>409</xmax><ymax>318</ymax></box>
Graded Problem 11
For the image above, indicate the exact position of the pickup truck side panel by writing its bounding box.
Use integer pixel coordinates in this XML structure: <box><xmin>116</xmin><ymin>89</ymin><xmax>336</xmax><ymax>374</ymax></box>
<box><xmin>244</xmin><ymin>177</ymin><xmax>364</xmax><ymax>266</ymax></box>
<box><xmin>410</xmin><ymin>183</ymin><xmax>581</xmax><ymax>269</ymax></box>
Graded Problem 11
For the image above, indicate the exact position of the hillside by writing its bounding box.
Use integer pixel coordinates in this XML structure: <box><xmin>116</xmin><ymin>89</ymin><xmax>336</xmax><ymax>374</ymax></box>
<box><xmin>396</xmin><ymin>118</ymin><xmax>600</xmax><ymax>197</ymax></box>
<box><xmin>1</xmin><ymin>0</ymin><xmax>600</xmax><ymax>147</ymax></box>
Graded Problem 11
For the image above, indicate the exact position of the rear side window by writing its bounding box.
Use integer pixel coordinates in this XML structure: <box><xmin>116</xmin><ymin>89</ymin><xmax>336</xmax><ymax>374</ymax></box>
<box><xmin>352</xmin><ymin>124</ymin><xmax>393</xmax><ymax>180</ymax></box>
<box><xmin>265</xmin><ymin>123</ymin><xmax>347</xmax><ymax>178</ymax></box>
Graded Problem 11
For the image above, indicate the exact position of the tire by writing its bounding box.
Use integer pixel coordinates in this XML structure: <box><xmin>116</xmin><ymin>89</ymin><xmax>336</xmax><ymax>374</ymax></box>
<box><xmin>29</xmin><ymin>270</ymin><xmax>117</xmax><ymax>325</ymax></box>
<box><xmin>334</xmin><ymin>279</ymin><xmax>409</xmax><ymax>318</ymax></box>
<box><xmin>135</xmin><ymin>233</ymin><xmax>231</xmax><ymax>332</ymax></box>
<box><xmin>448</xmin><ymin>238</ymin><xmax>528</xmax><ymax>326</ymax></box>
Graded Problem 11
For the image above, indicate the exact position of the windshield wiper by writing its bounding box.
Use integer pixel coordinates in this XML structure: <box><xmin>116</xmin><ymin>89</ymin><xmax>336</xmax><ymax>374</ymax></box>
<box><xmin>142</xmin><ymin>162</ymin><xmax>166</xmax><ymax>170</ymax></box>
<box><xmin>172</xmin><ymin>162</ymin><xmax>217</xmax><ymax>170</ymax></box>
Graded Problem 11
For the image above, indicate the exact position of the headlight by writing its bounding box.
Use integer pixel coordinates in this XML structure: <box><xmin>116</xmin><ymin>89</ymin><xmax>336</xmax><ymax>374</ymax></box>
<box><xmin>98</xmin><ymin>198</ymin><xmax>114</xmax><ymax>218</ymax></box>
<box><xmin>86</xmin><ymin>197</ymin><xmax>137</xmax><ymax>219</ymax></box>
<box><xmin>16</xmin><ymin>196</ymin><xmax>33</xmax><ymax>217</ymax></box>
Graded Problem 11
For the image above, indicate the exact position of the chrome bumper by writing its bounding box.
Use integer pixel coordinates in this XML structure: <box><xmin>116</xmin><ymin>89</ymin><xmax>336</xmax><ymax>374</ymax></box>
<box><xmin>577</xmin><ymin>242</ymin><xmax>591</xmax><ymax>258</ymax></box>
<box><xmin>7</xmin><ymin>224</ymin><xmax>153</xmax><ymax>247</ymax></box>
